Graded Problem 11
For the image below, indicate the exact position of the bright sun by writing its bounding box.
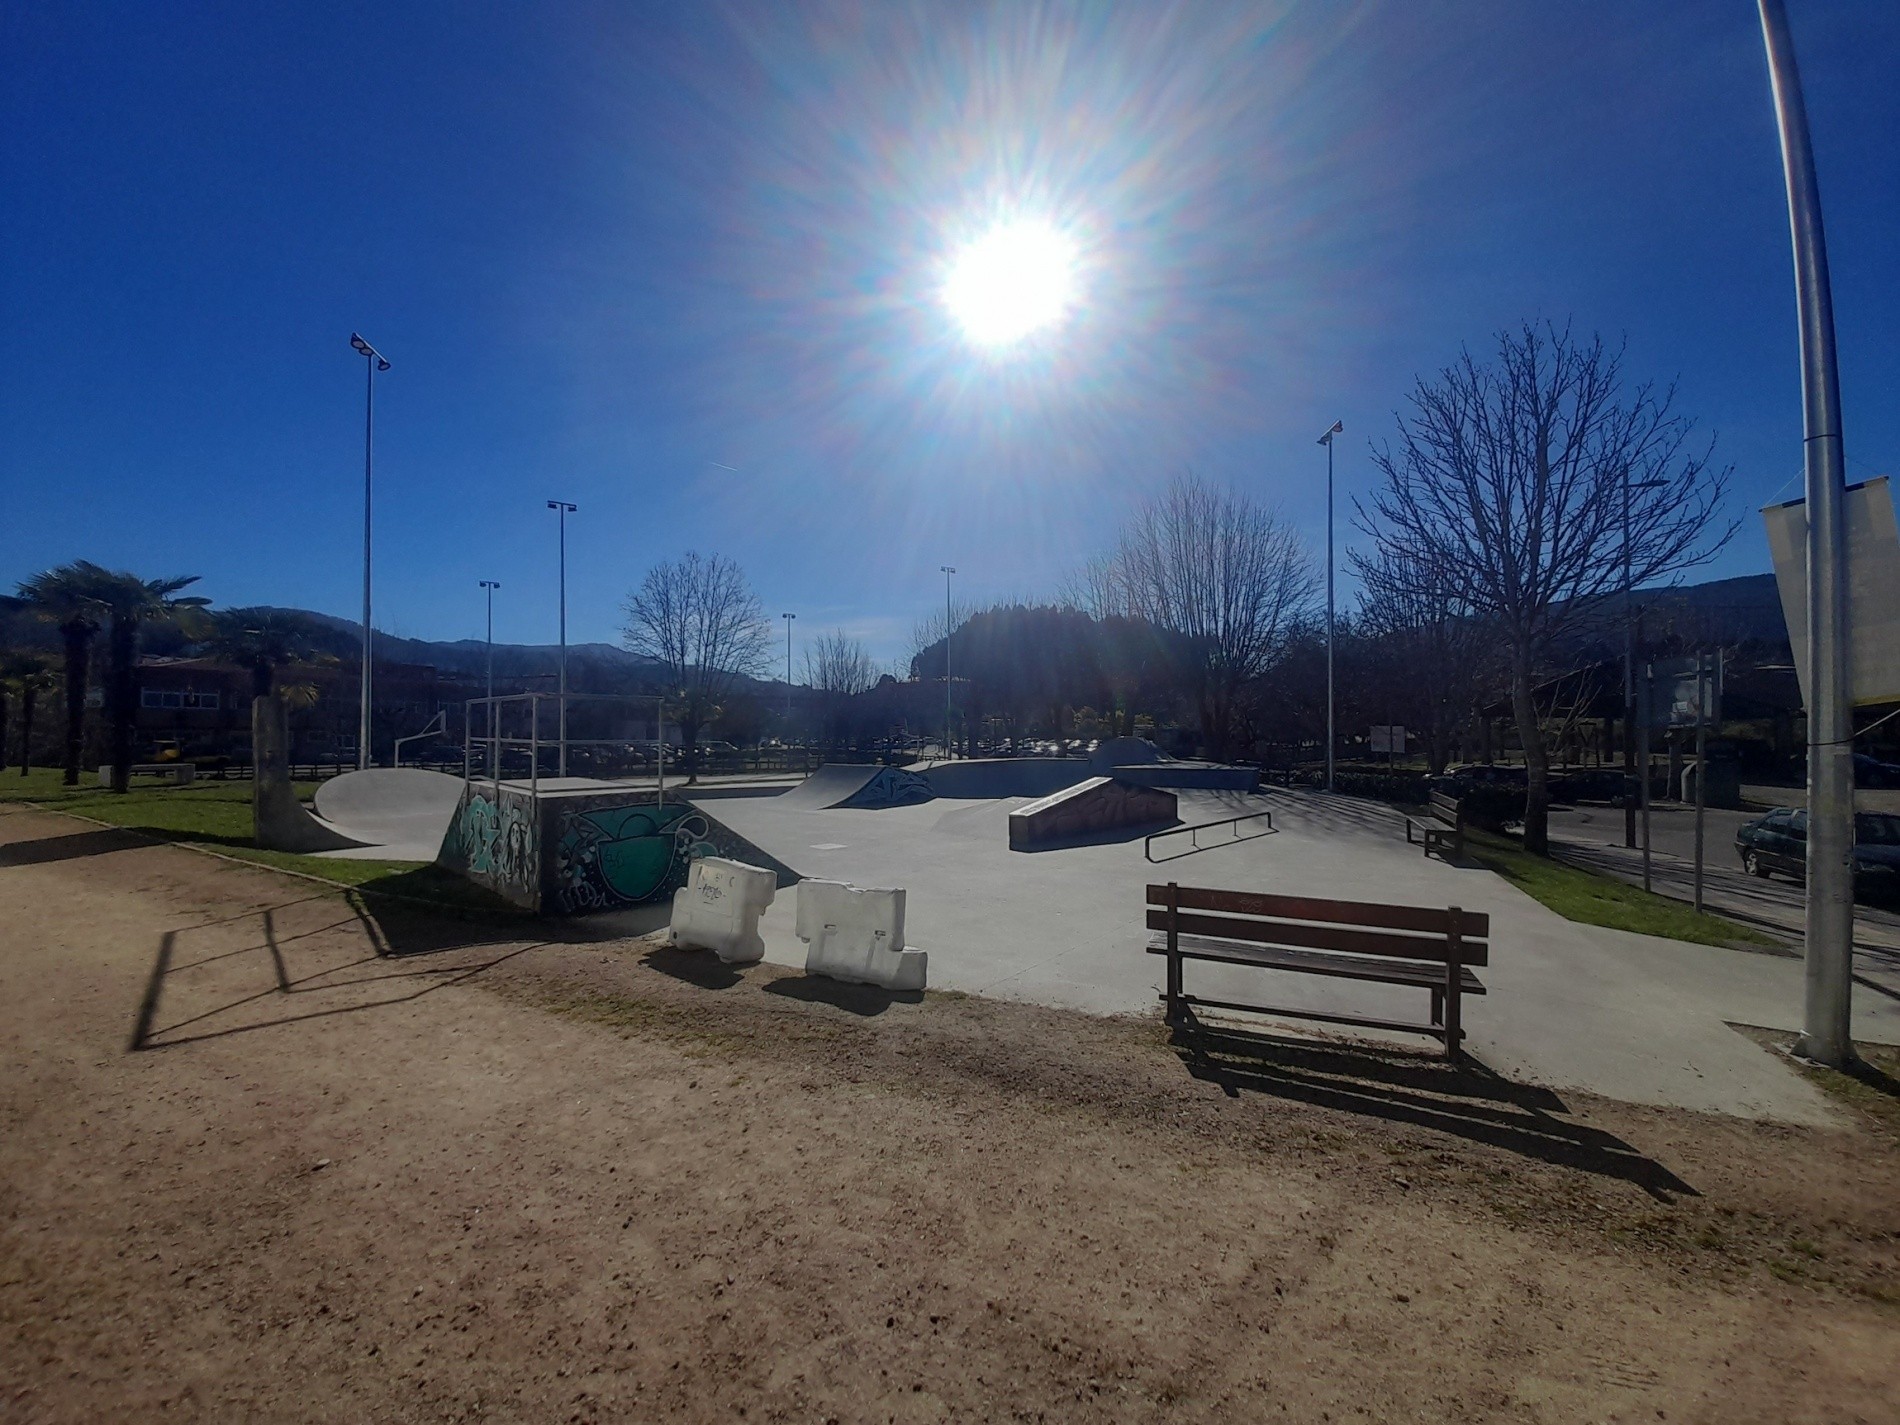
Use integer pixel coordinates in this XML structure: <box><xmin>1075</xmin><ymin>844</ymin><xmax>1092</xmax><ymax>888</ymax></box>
<box><xmin>942</xmin><ymin>219</ymin><xmax>1079</xmax><ymax>349</ymax></box>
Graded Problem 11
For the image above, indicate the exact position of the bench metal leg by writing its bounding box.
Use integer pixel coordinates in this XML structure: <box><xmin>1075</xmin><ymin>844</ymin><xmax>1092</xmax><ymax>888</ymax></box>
<box><xmin>1442</xmin><ymin>952</ymin><xmax>1462</xmax><ymax>1058</ymax></box>
<box><xmin>1165</xmin><ymin>951</ymin><xmax>1183</xmax><ymax>1025</ymax></box>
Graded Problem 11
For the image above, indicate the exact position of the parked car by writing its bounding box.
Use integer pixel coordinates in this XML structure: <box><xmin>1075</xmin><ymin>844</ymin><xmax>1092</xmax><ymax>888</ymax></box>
<box><xmin>1854</xmin><ymin>753</ymin><xmax>1900</xmax><ymax>789</ymax></box>
<box><xmin>1734</xmin><ymin>807</ymin><xmax>1900</xmax><ymax>897</ymax></box>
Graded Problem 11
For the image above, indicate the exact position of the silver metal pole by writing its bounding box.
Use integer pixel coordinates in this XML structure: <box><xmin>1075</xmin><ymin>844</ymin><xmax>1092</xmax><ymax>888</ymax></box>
<box><xmin>530</xmin><ymin>694</ymin><xmax>540</xmax><ymax>796</ymax></box>
<box><xmin>656</xmin><ymin>696</ymin><xmax>666</xmax><ymax>811</ymax></box>
<box><xmin>360</xmin><ymin>357</ymin><xmax>374</xmax><ymax>771</ymax></box>
<box><xmin>548</xmin><ymin>501</ymin><xmax>576</xmax><ymax>779</ymax></box>
<box><xmin>941</xmin><ymin>566</ymin><xmax>956</xmax><ymax>760</ymax></box>
<box><xmin>783</xmin><ymin>612</ymin><xmax>795</xmax><ymax>730</ymax></box>
<box><xmin>1318</xmin><ymin>421</ymin><xmax>1341</xmax><ymax>791</ymax></box>
<box><xmin>1623</xmin><ymin>473</ymin><xmax>1637</xmax><ymax>848</ymax></box>
<box><xmin>1761</xmin><ymin>0</ymin><xmax>1854</xmax><ymax>1066</ymax></box>
<box><xmin>1639</xmin><ymin>665</ymin><xmax>1652</xmax><ymax>893</ymax></box>
<box><xmin>1694</xmin><ymin>652</ymin><xmax>1708</xmax><ymax>915</ymax></box>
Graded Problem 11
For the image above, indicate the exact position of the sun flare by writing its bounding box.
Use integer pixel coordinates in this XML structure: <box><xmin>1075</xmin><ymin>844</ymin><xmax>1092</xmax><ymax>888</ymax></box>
<box><xmin>942</xmin><ymin>219</ymin><xmax>1079</xmax><ymax>349</ymax></box>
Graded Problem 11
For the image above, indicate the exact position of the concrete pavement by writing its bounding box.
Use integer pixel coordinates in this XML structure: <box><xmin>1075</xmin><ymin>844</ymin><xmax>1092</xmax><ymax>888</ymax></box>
<box><xmin>703</xmin><ymin>786</ymin><xmax>1897</xmax><ymax>1126</ymax></box>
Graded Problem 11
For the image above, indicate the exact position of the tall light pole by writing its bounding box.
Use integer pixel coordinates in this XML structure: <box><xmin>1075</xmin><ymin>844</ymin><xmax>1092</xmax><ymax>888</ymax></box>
<box><xmin>941</xmin><ymin>566</ymin><xmax>956</xmax><ymax>760</ymax></box>
<box><xmin>782</xmin><ymin>612</ymin><xmax>796</xmax><ymax>733</ymax></box>
<box><xmin>1622</xmin><ymin>476</ymin><xmax>1666</xmax><ymax>848</ymax></box>
<box><xmin>480</xmin><ymin>580</ymin><xmax>500</xmax><ymax>781</ymax></box>
<box><xmin>1761</xmin><ymin>0</ymin><xmax>1855</xmax><ymax>1068</ymax></box>
<box><xmin>1317</xmin><ymin>421</ymin><xmax>1343</xmax><ymax>792</ymax></box>
<box><xmin>480</xmin><ymin>580</ymin><xmax>500</xmax><ymax>701</ymax></box>
<box><xmin>349</xmin><ymin>333</ymin><xmax>389</xmax><ymax>771</ymax></box>
<box><xmin>547</xmin><ymin>500</ymin><xmax>577</xmax><ymax>778</ymax></box>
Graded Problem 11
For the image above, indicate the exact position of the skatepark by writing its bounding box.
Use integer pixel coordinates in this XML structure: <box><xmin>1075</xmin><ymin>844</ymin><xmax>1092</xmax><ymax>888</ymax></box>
<box><xmin>272</xmin><ymin>750</ymin><xmax>1900</xmax><ymax>1125</ymax></box>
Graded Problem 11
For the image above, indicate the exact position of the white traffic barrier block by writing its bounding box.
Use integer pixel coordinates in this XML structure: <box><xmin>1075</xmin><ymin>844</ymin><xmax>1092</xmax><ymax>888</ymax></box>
<box><xmin>667</xmin><ymin>856</ymin><xmax>778</xmax><ymax>964</ymax></box>
<box><xmin>795</xmin><ymin>879</ymin><xmax>927</xmax><ymax>992</ymax></box>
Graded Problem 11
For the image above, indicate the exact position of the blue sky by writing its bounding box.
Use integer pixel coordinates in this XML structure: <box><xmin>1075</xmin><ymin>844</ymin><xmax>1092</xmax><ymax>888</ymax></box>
<box><xmin>3</xmin><ymin>1</ymin><xmax>1895</xmax><ymax>668</ymax></box>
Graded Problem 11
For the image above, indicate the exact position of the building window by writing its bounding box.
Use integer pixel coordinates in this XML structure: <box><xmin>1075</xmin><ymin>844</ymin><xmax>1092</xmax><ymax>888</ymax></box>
<box><xmin>140</xmin><ymin>690</ymin><xmax>219</xmax><ymax>710</ymax></box>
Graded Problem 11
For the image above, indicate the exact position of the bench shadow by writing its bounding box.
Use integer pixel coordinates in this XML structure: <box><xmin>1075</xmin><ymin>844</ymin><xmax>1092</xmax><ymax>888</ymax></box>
<box><xmin>762</xmin><ymin>975</ymin><xmax>922</xmax><ymax>1016</ymax></box>
<box><xmin>638</xmin><ymin>944</ymin><xmax>746</xmax><ymax>990</ymax></box>
<box><xmin>1169</xmin><ymin>1015</ymin><xmax>1696</xmax><ymax>1202</ymax></box>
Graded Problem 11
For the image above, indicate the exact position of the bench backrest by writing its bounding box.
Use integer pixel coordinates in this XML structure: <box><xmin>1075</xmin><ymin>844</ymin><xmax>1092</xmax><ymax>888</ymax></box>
<box><xmin>1145</xmin><ymin>883</ymin><xmax>1488</xmax><ymax>966</ymax></box>
<box><xmin>1430</xmin><ymin>788</ymin><xmax>1461</xmax><ymax>822</ymax></box>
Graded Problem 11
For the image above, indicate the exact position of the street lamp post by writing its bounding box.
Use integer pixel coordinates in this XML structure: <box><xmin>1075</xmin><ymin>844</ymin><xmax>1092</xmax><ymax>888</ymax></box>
<box><xmin>349</xmin><ymin>333</ymin><xmax>389</xmax><ymax>770</ymax></box>
<box><xmin>547</xmin><ymin>500</ymin><xmax>577</xmax><ymax>778</ymax></box>
<box><xmin>1317</xmin><ymin>421</ymin><xmax>1343</xmax><ymax>792</ymax></box>
<box><xmin>941</xmin><ymin>566</ymin><xmax>956</xmax><ymax>760</ymax></box>
<box><xmin>782</xmin><ymin>612</ymin><xmax>796</xmax><ymax>734</ymax></box>
<box><xmin>480</xmin><ymin>580</ymin><xmax>500</xmax><ymax>780</ymax></box>
<box><xmin>1760</xmin><ymin>0</ymin><xmax>1855</xmax><ymax>1067</ymax></box>
<box><xmin>1622</xmin><ymin>476</ymin><xmax>1666</xmax><ymax>848</ymax></box>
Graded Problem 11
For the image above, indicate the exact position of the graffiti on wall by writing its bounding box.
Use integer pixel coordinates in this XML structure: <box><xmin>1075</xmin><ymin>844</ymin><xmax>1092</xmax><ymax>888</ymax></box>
<box><xmin>838</xmin><ymin>765</ymin><xmax>934</xmax><ymax>809</ymax></box>
<box><xmin>444</xmin><ymin>787</ymin><xmax>538</xmax><ymax>905</ymax></box>
<box><xmin>552</xmin><ymin>800</ymin><xmax>725</xmax><ymax>914</ymax></box>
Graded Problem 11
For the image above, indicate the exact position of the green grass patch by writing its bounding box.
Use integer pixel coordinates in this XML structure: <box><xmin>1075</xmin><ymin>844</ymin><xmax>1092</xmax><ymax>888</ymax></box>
<box><xmin>1465</xmin><ymin>828</ymin><xmax>1776</xmax><ymax>948</ymax></box>
<box><xmin>1</xmin><ymin>770</ymin><xmax>514</xmax><ymax>915</ymax></box>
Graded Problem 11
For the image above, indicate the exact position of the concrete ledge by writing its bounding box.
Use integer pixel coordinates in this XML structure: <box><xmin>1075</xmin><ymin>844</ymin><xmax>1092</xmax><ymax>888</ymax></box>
<box><xmin>1008</xmin><ymin>777</ymin><xmax>1179</xmax><ymax>851</ymax></box>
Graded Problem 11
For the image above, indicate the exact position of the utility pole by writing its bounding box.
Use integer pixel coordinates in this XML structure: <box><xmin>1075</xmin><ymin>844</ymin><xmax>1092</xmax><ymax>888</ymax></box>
<box><xmin>480</xmin><ymin>579</ymin><xmax>500</xmax><ymax>778</ymax></box>
<box><xmin>1317</xmin><ymin>421</ymin><xmax>1343</xmax><ymax>791</ymax></box>
<box><xmin>547</xmin><ymin>500</ymin><xmax>577</xmax><ymax>778</ymax></box>
<box><xmin>349</xmin><ymin>333</ymin><xmax>389</xmax><ymax>770</ymax></box>
<box><xmin>941</xmin><ymin>566</ymin><xmax>956</xmax><ymax>760</ymax></box>
<box><xmin>782</xmin><ymin>612</ymin><xmax>796</xmax><ymax>736</ymax></box>
<box><xmin>1760</xmin><ymin>0</ymin><xmax>1855</xmax><ymax>1067</ymax></box>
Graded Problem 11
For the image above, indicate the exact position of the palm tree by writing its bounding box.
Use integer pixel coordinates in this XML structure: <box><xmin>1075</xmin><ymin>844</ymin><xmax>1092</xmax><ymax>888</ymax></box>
<box><xmin>3</xmin><ymin>654</ymin><xmax>59</xmax><ymax>776</ymax></box>
<box><xmin>16</xmin><ymin>563</ymin><xmax>116</xmax><ymax>785</ymax></box>
<box><xmin>200</xmin><ymin>607</ymin><xmax>341</xmax><ymax>700</ymax></box>
<box><xmin>99</xmin><ymin>572</ymin><xmax>209</xmax><ymax>791</ymax></box>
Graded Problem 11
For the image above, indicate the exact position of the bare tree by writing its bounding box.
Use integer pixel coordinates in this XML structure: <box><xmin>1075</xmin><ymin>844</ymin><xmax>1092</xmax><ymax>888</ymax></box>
<box><xmin>1356</xmin><ymin>322</ymin><xmax>1734</xmax><ymax>852</ymax></box>
<box><xmin>805</xmin><ymin>630</ymin><xmax>876</xmax><ymax>747</ymax></box>
<box><xmin>1352</xmin><ymin>548</ymin><xmax>1498</xmax><ymax>775</ymax></box>
<box><xmin>1107</xmin><ymin>472</ymin><xmax>1317</xmax><ymax>758</ymax></box>
<box><xmin>805</xmin><ymin>630</ymin><xmax>877</xmax><ymax>697</ymax></box>
<box><xmin>622</xmin><ymin>551</ymin><xmax>772</xmax><ymax>765</ymax></box>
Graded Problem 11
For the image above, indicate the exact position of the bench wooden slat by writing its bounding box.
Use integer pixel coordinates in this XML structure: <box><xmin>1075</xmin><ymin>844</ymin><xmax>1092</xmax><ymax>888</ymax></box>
<box><xmin>1144</xmin><ymin>907</ymin><xmax>1489</xmax><ymax>967</ymax></box>
<box><xmin>1146</xmin><ymin>933</ymin><xmax>1486</xmax><ymax>993</ymax></box>
<box><xmin>1145</xmin><ymin>885</ymin><xmax>1488</xmax><ymax>939</ymax></box>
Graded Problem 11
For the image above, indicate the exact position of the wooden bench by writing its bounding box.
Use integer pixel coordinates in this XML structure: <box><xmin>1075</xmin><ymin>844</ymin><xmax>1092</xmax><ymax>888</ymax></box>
<box><xmin>1405</xmin><ymin>788</ymin><xmax>1463</xmax><ymax>860</ymax></box>
<box><xmin>1145</xmin><ymin>883</ymin><xmax>1488</xmax><ymax>1057</ymax></box>
<box><xmin>98</xmin><ymin>762</ymin><xmax>195</xmax><ymax>786</ymax></box>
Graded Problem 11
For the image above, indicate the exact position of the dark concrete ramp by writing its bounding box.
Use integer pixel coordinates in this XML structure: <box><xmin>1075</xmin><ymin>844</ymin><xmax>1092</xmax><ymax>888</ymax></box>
<box><xmin>779</xmin><ymin>764</ymin><xmax>935</xmax><ymax>810</ymax></box>
<box><xmin>1008</xmin><ymin>776</ymin><xmax>1179</xmax><ymax>851</ymax></box>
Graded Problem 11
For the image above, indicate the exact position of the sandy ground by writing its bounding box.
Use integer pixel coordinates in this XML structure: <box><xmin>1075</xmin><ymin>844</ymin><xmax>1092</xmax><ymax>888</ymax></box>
<box><xmin>2</xmin><ymin>805</ymin><xmax>1898</xmax><ymax>1424</ymax></box>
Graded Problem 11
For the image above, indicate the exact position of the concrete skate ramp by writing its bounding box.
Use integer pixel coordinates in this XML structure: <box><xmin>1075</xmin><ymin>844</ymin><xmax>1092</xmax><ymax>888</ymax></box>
<box><xmin>312</xmin><ymin>769</ymin><xmax>466</xmax><ymax>860</ymax></box>
<box><xmin>1008</xmin><ymin>777</ymin><xmax>1179</xmax><ymax>851</ymax></box>
<box><xmin>1110</xmin><ymin>762</ymin><xmax>1259</xmax><ymax>792</ymax></box>
<box><xmin>1088</xmin><ymin>737</ymin><xmax>1161</xmax><ymax>771</ymax></box>
<box><xmin>778</xmin><ymin>764</ymin><xmax>936</xmax><ymax>810</ymax></box>
<box><xmin>907</xmin><ymin>758</ymin><xmax>1090</xmax><ymax>800</ymax></box>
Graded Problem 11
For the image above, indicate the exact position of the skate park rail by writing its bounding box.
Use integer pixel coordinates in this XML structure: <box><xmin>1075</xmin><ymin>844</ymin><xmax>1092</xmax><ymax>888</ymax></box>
<box><xmin>1144</xmin><ymin>809</ymin><xmax>1276</xmax><ymax>863</ymax></box>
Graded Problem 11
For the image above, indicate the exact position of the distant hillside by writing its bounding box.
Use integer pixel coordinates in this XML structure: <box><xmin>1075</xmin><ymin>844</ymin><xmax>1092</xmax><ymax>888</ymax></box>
<box><xmin>252</xmin><ymin>607</ymin><xmax>794</xmax><ymax>697</ymax></box>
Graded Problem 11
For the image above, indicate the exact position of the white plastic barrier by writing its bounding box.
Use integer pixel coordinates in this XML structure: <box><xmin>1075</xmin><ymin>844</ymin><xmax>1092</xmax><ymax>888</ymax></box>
<box><xmin>667</xmin><ymin>856</ymin><xmax>779</xmax><ymax>964</ymax></box>
<box><xmin>795</xmin><ymin>879</ymin><xmax>927</xmax><ymax>992</ymax></box>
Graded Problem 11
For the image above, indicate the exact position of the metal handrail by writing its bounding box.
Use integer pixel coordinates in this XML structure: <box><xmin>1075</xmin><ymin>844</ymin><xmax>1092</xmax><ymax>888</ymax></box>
<box><xmin>1144</xmin><ymin>809</ymin><xmax>1276</xmax><ymax>863</ymax></box>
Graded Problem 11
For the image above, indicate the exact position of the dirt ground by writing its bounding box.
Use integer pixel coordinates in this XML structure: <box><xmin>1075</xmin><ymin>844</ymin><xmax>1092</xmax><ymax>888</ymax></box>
<box><xmin>2</xmin><ymin>805</ymin><xmax>1897</xmax><ymax>1424</ymax></box>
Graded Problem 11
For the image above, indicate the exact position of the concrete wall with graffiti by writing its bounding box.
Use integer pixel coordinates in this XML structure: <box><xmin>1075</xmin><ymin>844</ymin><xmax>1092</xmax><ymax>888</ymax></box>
<box><xmin>437</xmin><ymin>783</ymin><xmax>543</xmax><ymax>910</ymax></box>
<box><xmin>549</xmin><ymin>792</ymin><xmax>795</xmax><ymax>915</ymax></box>
<box><xmin>436</xmin><ymin>784</ymin><xmax>795</xmax><ymax>916</ymax></box>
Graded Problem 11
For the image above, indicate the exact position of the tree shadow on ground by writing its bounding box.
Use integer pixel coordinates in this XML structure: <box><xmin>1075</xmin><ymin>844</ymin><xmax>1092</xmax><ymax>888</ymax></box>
<box><xmin>1169</xmin><ymin>1014</ymin><xmax>1696</xmax><ymax>1202</ymax></box>
<box><xmin>762</xmin><ymin>975</ymin><xmax>922</xmax><ymax>1016</ymax></box>
<box><xmin>0</xmin><ymin>825</ymin><xmax>154</xmax><ymax>867</ymax></box>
